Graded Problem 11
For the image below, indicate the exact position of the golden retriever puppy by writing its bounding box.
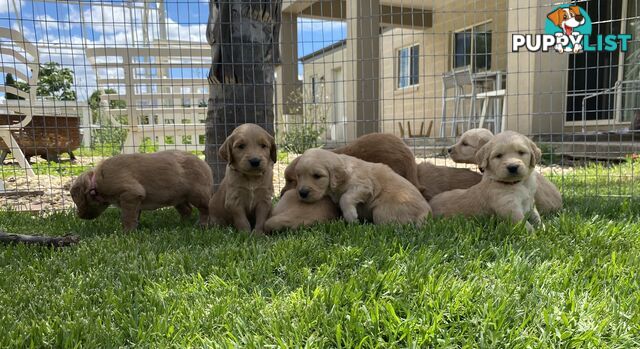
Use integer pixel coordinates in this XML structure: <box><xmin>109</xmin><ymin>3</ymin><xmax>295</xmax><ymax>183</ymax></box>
<box><xmin>208</xmin><ymin>123</ymin><xmax>276</xmax><ymax>234</ymax></box>
<box><xmin>70</xmin><ymin>150</ymin><xmax>212</xmax><ymax>231</ymax></box>
<box><xmin>264</xmin><ymin>189</ymin><xmax>339</xmax><ymax>233</ymax></box>
<box><xmin>449</xmin><ymin>128</ymin><xmax>562</xmax><ymax>213</ymax></box>
<box><xmin>417</xmin><ymin>162</ymin><xmax>482</xmax><ymax>200</ymax></box>
<box><xmin>447</xmin><ymin>128</ymin><xmax>494</xmax><ymax>163</ymax></box>
<box><xmin>280</xmin><ymin>133</ymin><xmax>421</xmax><ymax>196</ymax></box>
<box><xmin>295</xmin><ymin>149</ymin><xmax>431</xmax><ymax>225</ymax></box>
<box><xmin>430</xmin><ymin>131</ymin><xmax>542</xmax><ymax>232</ymax></box>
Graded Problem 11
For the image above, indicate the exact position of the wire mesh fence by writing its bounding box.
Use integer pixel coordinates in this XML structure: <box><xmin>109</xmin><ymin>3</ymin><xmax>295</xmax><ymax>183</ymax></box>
<box><xmin>0</xmin><ymin>0</ymin><xmax>638</xmax><ymax>213</ymax></box>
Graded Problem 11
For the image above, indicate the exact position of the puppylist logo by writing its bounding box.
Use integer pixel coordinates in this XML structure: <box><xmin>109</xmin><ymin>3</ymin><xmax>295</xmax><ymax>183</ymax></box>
<box><xmin>512</xmin><ymin>4</ymin><xmax>632</xmax><ymax>53</ymax></box>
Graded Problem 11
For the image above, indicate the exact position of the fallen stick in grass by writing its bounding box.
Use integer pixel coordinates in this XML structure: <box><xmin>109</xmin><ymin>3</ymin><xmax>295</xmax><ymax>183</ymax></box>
<box><xmin>0</xmin><ymin>231</ymin><xmax>79</xmax><ymax>247</ymax></box>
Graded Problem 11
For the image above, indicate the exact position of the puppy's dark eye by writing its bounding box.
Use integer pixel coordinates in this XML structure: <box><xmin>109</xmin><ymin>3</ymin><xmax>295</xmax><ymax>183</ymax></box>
<box><xmin>260</xmin><ymin>144</ymin><xmax>267</xmax><ymax>149</ymax></box>
<box><xmin>312</xmin><ymin>173</ymin><xmax>323</xmax><ymax>179</ymax></box>
<box><xmin>462</xmin><ymin>142</ymin><xmax>469</xmax><ymax>146</ymax></box>
<box><xmin>237</xmin><ymin>144</ymin><xmax>246</xmax><ymax>149</ymax></box>
<box><xmin>518</xmin><ymin>151</ymin><xmax>527</xmax><ymax>156</ymax></box>
<box><xmin>563</xmin><ymin>14</ymin><xmax>568</xmax><ymax>19</ymax></box>
<box><xmin>495</xmin><ymin>154</ymin><xmax>503</xmax><ymax>159</ymax></box>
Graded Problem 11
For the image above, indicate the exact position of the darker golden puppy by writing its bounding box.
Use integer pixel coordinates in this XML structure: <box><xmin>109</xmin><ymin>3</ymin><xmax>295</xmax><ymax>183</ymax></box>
<box><xmin>295</xmin><ymin>149</ymin><xmax>431</xmax><ymax>225</ymax></box>
<box><xmin>417</xmin><ymin>162</ymin><xmax>482</xmax><ymax>200</ymax></box>
<box><xmin>208</xmin><ymin>123</ymin><xmax>276</xmax><ymax>234</ymax></box>
<box><xmin>70</xmin><ymin>150</ymin><xmax>212</xmax><ymax>231</ymax></box>
<box><xmin>264</xmin><ymin>189</ymin><xmax>339</xmax><ymax>233</ymax></box>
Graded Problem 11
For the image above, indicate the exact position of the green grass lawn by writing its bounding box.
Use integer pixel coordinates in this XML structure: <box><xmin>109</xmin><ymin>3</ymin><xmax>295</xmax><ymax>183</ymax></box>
<box><xmin>1</xmin><ymin>162</ymin><xmax>639</xmax><ymax>347</ymax></box>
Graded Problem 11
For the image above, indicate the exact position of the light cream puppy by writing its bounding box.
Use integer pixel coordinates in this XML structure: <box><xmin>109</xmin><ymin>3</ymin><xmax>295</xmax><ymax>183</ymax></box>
<box><xmin>430</xmin><ymin>131</ymin><xmax>543</xmax><ymax>232</ymax></box>
<box><xmin>208</xmin><ymin>123</ymin><xmax>276</xmax><ymax>234</ymax></box>
<box><xmin>294</xmin><ymin>149</ymin><xmax>431</xmax><ymax>225</ymax></box>
<box><xmin>448</xmin><ymin>128</ymin><xmax>562</xmax><ymax>213</ymax></box>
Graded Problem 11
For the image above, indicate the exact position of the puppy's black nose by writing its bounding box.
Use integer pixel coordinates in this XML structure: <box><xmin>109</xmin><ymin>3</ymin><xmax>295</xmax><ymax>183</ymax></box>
<box><xmin>447</xmin><ymin>147</ymin><xmax>453</xmax><ymax>154</ymax></box>
<box><xmin>298</xmin><ymin>188</ymin><xmax>309</xmax><ymax>199</ymax></box>
<box><xmin>249</xmin><ymin>158</ymin><xmax>261</xmax><ymax>168</ymax></box>
<box><xmin>575</xmin><ymin>14</ymin><xmax>584</xmax><ymax>21</ymax></box>
<box><xmin>507</xmin><ymin>164</ymin><xmax>519</xmax><ymax>174</ymax></box>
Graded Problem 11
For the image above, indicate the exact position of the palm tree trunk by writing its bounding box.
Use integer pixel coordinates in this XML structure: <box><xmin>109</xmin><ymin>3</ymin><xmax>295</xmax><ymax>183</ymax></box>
<box><xmin>205</xmin><ymin>0</ymin><xmax>282</xmax><ymax>187</ymax></box>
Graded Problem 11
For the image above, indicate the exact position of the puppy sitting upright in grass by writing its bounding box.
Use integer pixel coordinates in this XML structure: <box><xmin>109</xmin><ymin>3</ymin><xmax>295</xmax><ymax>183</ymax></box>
<box><xmin>295</xmin><ymin>149</ymin><xmax>431</xmax><ymax>225</ymax></box>
<box><xmin>430</xmin><ymin>131</ymin><xmax>542</xmax><ymax>231</ymax></box>
<box><xmin>70</xmin><ymin>150</ymin><xmax>212</xmax><ymax>231</ymax></box>
<box><xmin>448</xmin><ymin>128</ymin><xmax>562</xmax><ymax>213</ymax></box>
<box><xmin>208</xmin><ymin>123</ymin><xmax>276</xmax><ymax>234</ymax></box>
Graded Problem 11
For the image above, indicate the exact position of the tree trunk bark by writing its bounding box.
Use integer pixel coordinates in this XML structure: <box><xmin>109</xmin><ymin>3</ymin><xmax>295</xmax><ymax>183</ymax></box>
<box><xmin>205</xmin><ymin>0</ymin><xmax>283</xmax><ymax>187</ymax></box>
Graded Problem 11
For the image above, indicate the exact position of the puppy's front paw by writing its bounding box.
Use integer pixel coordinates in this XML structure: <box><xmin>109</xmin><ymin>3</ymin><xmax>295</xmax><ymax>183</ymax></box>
<box><xmin>342</xmin><ymin>208</ymin><xmax>359</xmax><ymax>223</ymax></box>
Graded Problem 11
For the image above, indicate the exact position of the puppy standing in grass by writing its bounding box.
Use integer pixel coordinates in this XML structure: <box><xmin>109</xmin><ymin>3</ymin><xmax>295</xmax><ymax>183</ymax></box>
<box><xmin>448</xmin><ymin>128</ymin><xmax>562</xmax><ymax>213</ymax></box>
<box><xmin>430</xmin><ymin>131</ymin><xmax>542</xmax><ymax>231</ymax></box>
<box><xmin>294</xmin><ymin>149</ymin><xmax>431</xmax><ymax>225</ymax></box>
<box><xmin>70</xmin><ymin>150</ymin><xmax>212</xmax><ymax>231</ymax></box>
<box><xmin>208</xmin><ymin>123</ymin><xmax>276</xmax><ymax>234</ymax></box>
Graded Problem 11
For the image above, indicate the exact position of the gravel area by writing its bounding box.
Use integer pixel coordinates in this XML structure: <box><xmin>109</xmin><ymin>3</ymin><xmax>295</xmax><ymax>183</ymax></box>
<box><xmin>1</xmin><ymin>153</ymin><xmax>570</xmax><ymax>212</ymax></box>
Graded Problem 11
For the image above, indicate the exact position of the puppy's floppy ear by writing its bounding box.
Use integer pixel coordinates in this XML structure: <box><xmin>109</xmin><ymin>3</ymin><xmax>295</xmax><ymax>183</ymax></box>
<box><xmin>72</xmin><ymin>171</ymin><xmax>92</xmax><ymax>194</ymax></box>
<box><xmin>547</xmin><ymin>8</ymin><xmax>564</xmax><ymax>27</ymax></box>
<box><xmin>526</xmin><ymin>137</ymin><xmax>542</xmax><ymax>168</ymax></box>
<box><xmin>218</xmin><ymin>133</ymin><xmax>234</xmax><ymax>163</ymax></box>
<box><xmin>475</xmin><ymin>142</ymin><xmax>492</xmax><ymax>171</ymax></box>
<box><xmin>329</xmin><ymin>161</ymin><xmax>347</xmax><ymax>191</ymax></box>
<box><xmin>268</xmin><ymin>133</ymin><xmax>277</xmax><ymax>163</ymax></box>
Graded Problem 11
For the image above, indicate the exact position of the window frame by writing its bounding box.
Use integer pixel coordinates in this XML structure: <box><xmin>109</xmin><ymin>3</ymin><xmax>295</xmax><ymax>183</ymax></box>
<box><xmin>451</xmin><ymin>20</ymin><xmax>493</xmax><ymax>72</ymax></box>
<box><xmin>396</xmin><ymin>43</ymin><xmax>420</xmax><ymax>90</ymax></box>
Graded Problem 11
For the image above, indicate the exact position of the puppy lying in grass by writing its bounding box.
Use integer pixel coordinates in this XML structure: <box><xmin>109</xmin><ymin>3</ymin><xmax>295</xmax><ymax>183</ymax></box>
<box><xmin>295</xmin><ymin>149</ymin><xmax>431</xmax><ymax>225</ymax></box>
<box><xmin>430</xmin><ymin>131</ymin><xmax>542</xmax><ymax>232</ymax></box>
<box><xmin>70</xmin><ymin>150</ymin><xmax>212</xmax><ymax>231</ymax></box>
<box><xmin>271</xmin><ymin>133</ymin><xmax>422</xmax><ymax>232</ymax></box>
<box><xmin>417</xmin><ymin>163</ymin><xmax>482</xmax><ymax>201</ymax></box>
<box><xmin>280</xmin><ymin>133</ymin><xmax>422</xmax><ymax>196</ymax></box>
<box><xmin>448</xmin><ymin>128</ymin><xmax>562</xmax><ymax>213</ymax></box>
<box><xmin>208</xmin><ymin>123</ymin><xmax>276</xmax><ymax>234</ymax></box>
<box><xmin>264</xmin><ymin>189</ymin><xmax>339</xmax><ymax>234</ymax></box>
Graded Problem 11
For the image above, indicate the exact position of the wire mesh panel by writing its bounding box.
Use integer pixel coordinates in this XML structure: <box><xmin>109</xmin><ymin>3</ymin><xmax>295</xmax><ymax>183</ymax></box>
<box><xmin>0</xmin><ymin>0</ymin><xmax>638</xmax><ymax>213</ymax></box>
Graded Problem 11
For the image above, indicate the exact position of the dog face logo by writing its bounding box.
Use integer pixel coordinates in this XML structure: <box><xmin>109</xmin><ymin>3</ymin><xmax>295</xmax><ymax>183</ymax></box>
<box><xmin>544</xmin><ymin>5</ymin><xmax>591</xmax><ymax>53</ymax></box>
<box><xmin>547</xmin><ymin>6</ymin><xmax>585</xmax><ymax>36</ymax></box>
<box><xmin>512</xmin><ymin>4</ymin><xmax>631</xmax><ymax>53</ymax></box>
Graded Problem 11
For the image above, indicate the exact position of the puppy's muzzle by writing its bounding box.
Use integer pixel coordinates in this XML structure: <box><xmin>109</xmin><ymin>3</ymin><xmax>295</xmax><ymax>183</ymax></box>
<box><xmin>249</xmin><ymin>158</ymin><xmax>261</xmax><ymax>168</ymax></box>
<box><xmin>298</xmin><ymin>187</ymin><xmax>310</xmax><ymax>199</ymax></box>
<box><xmin>507</xmin><ymin>164</ymin><xmax>520</xmax><ymax>174</ymax></box>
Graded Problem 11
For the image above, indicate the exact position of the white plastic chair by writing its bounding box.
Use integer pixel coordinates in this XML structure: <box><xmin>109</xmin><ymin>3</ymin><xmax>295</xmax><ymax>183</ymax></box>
<box><xmin>0</xmin><ymin>27</ymin><xmax>38</xmax><ymax>176</ymax></box>
<box><xmin>440</xmin><ymin>67</ymin><xmax>478</xmax><ymax>137</ymax></box>
<box><xmin>477</xmin><ymin>89</ymin><xmax>507</xmax><ymax>133</ymax></box>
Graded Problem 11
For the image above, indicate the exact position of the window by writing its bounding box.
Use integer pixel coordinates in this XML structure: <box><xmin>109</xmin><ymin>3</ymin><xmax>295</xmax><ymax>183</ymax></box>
<box><xmin>397</xmin><ymin>45</ymin><xmax>419</xmax><ymax>88</ymax></box>
<box><xmin>453</xmin><ymin>22</ymin><xmax>492</xmax><ymax>71</ymax></box>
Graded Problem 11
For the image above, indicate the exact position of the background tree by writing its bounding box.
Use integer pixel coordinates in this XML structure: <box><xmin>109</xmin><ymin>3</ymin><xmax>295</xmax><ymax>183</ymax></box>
<box><xmin>3</xmin><ymin>73</ymin><xmax>29</xmax><ymax>100</ymax></box>
<box><xmin>205</xmin><ymin>0</ymin><xmax>283</xmax><ymax>186</ymax></box>
<box><xmin>3</xmin><ymin>62</ymin><xmax>78</xmax><ymax>101</ymax></box>
<box><xmin>35</xmin><ymin>62</ymin><xmax>77</xmax><ymax>101</ymax></box>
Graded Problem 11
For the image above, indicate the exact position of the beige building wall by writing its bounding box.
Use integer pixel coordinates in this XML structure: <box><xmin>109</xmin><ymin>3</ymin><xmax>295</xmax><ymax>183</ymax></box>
<box><xmin>300</xmin><ymin>44</ymin><xmax>348</xmax><ymax>142</ymax></box>
<box><xmin>379</xmin><ymin>0</ymin><xmax>509</xmax><ymax>138</ymax></box>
